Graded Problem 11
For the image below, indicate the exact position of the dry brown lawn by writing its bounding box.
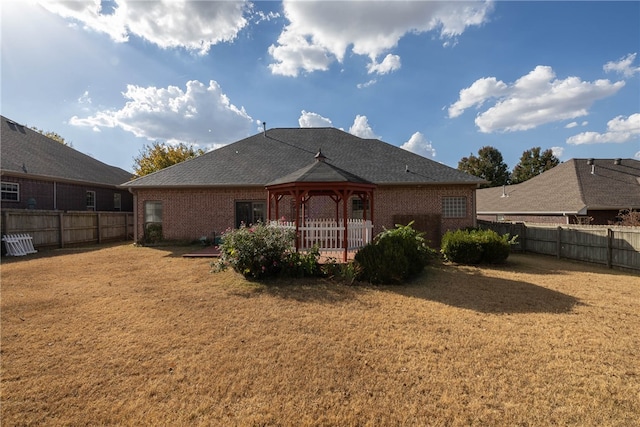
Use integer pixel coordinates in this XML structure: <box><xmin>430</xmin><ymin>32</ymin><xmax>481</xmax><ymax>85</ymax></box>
<box><xmin>1</xmin><ymin>243</ymin><xmax>639</xmax><ymax>426</ymax></box>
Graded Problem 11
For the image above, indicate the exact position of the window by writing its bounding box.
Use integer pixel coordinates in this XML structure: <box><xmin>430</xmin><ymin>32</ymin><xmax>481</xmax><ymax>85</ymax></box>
<box><xmin>86</xmin><ymin>191</ymin><xmax>96</xmax><ymax>211</ymax></box>
<box><xmin>442</xmin><ymin>196</ymin><xmax>467</xmax><ymax>218</ymax></box>
<box><xmin>114</xmin><ymin>193</ymin><xmax>122</xmax><ymax>211</ymax></box>
<box><xmin>145</xmin><ymin>201</ymin><xmax>163</xmax><ymax>225</ymax></box>
<box><xmin>235</xmin><ymin>201</ymin><xmax>266</xmax><ymax>227</ymax></box>
<box><xmin>351</xmin><ymin>197</ymin><xmax>370</xmax><ymax>219</ymax></box>
<box><xmin>1</xmin><ymin>182</ymin><xmax>19</xmax><ymax>201</ymax></box>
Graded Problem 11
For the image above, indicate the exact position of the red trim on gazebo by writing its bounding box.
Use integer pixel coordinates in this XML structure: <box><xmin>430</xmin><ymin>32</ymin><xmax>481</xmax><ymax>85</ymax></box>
<box><xmin>266</xmin><ymin>182</ymin><xmax>375</xmax><ymax>262</ymax></box>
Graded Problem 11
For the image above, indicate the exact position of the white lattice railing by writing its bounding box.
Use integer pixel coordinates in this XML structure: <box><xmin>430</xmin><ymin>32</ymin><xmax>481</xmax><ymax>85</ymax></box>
<box><xmin>270</xmin><ymin>219</ymin><xmax>373</xmax><ymax>250</ymax></box>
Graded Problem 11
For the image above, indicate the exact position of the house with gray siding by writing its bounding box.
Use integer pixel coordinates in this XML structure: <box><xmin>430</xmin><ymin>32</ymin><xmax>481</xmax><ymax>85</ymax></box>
<box><xmin>1</xmin><ymin>115</ymin><xmax>134</xmax><ymax>212</ymax></box>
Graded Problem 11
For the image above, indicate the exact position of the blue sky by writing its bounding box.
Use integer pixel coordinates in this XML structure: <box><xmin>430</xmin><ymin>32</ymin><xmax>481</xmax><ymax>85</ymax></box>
<box><xmin>2</xmin><ymin>1</ymin><xmax>639</xmax><ymax>174</ymax></box>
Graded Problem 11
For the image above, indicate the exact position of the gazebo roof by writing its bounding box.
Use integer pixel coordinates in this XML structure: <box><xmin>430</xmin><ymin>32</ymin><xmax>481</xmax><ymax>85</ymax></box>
<box><xmin>266</xmin><ymin>150</ymin><xmax>375</xmax><ymax>188</ymax></box>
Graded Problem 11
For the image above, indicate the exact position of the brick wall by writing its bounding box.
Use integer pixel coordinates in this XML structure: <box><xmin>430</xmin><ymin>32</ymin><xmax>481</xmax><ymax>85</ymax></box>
<box><xmin>131</xmin><ymin>184</ymin><xmax>478</xmax><ymax>243</ymax></box>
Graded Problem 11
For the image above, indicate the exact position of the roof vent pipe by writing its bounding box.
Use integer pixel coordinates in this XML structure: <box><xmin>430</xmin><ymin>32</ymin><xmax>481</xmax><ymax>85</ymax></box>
<box><xmin>405</xmin><ymin>165</ymin><xmax>409</xmax><ymax>173</ymax></box>
<box><xmin>501</xmin><ymin>184</ymin><xmax>508</xmax><ymax>198</ymax></box>
<box><xmin>614</xmin><ymin>158</ymin><xmax>621</xmax><ymax>165</ymax></box>
<box><xmin>262</xmin><ymin>121</ymin><xmax>266</xmax><ymax>136</ymax></box>
<box><xmin>587</xmin><ymin>158</ymin><xmax>595</xmax><ymax>174</ymax></box>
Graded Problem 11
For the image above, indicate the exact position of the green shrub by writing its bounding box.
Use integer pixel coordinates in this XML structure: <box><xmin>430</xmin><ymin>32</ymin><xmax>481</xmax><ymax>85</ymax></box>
<box><xmin>440</xmin><ymin>229</ymin><xmax>483</xmax><ymax>264</ymax></box>
<box><xmin>142</xmin><ymin>223</ymin><xmax>163</xmax><ymax>244</ymax></box>
<box><xmin>280</xmin><ymin>246</ymin><xmax>322</xmax><ymax>278</ymax></box>
<box><xmin>478</xmin><ymin>231</ymin><xmax>512</xmax><ymax>264</ymax></box>
<box><xmin>441</xmin><ymin>228</ymin><xmax>514</xmax><ymax>264</ymax></box>
<box><xmin>355</xmin><ymin>222</ymin><xmax>433</xmax><ymax>284</ymax></box>
<box><xmin>213</xmin><ymin>222</ymin><xmax>295</xmax><ymax>279</ymax></box>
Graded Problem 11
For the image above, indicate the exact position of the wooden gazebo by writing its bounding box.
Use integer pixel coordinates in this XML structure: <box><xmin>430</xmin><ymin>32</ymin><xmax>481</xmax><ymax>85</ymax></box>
<box><xmin>266</xmin><ymin>150</ymin><xmax>376</xmax><ymax>262</ymax></box>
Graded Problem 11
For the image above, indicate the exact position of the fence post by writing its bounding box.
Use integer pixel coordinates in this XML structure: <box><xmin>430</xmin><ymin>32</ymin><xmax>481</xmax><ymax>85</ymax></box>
<box><xmin>556</xmin><ymin>226</ymin><xmax>562</xmax><ymax>259</ymax></box>
<box><xmin>607</xmin><ymin>228</ymin><xmax>613</xmax><ymax>269</ymax></box>
<box><xmin>59</xmin><ymin>212</ymin><xmax>65</xmax><ymax>248</ymax></box>
<box><xmin>3</xmin><ymin>210</ymin><xmax>10</xmax><ymax>235</ymax></box>
<box><xmin>97</xmin><ymin>213</ymin><xmax>102</xmax><ymax>244</ymax></box>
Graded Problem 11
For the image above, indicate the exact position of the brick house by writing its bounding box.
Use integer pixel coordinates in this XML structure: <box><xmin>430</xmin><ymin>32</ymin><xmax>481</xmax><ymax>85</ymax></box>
<box><xmin>122</xmin><ymin>127</ymin><xmax>483</xmax><ymax>247</ymax></box>
<box><xmin>477</xmin><ymin>158</ymin><xmax>640</xmax><ymax>225</ymax></box>
<box><xmin>1</xmin><ymin>116</ymin><xmax>134</xmax><ymax>212</ymax></box>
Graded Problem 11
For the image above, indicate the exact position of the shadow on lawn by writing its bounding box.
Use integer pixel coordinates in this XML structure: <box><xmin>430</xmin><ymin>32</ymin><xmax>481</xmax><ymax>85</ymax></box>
<box><xmin>389</xmin><ymin>264</ymin><xmax>582</xmax><ymax>314</ymax></box>
<box><xmin>232</xmin><ymin>277</ymin><xmax>366</xmax><ymax>304</ymax></box>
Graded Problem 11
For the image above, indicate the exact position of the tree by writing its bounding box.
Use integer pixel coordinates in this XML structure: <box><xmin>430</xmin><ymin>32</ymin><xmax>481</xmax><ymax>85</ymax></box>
<box><xmin>30</xmin><ymin>127</ymin><xmax>72</xmax><ymax>147</ymax></box>
<box><xmin>614</xmin><ymin>209</ymin><xmax>640</xmax><ymax>226</ymax></box>
<box><xmin>133</xmin><ymin>141</ymin><xmax>205</xmax><ymax>176</ymax></box>
<box><xmin>457</xmin><ymin>146</ymin><xmax>510</xmax><ymax>188</ymax></box>
<box><xmin>511</xmin><ymin>147</ymin><xmax>560</xmax><ymax>184</ymax></box>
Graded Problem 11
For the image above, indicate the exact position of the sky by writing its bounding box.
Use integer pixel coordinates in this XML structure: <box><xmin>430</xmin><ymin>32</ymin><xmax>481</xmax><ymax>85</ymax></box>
<box><xmin>1</xmin><ymin>0</ymin><xmax>639</xmax><ymax>174</ymax></box>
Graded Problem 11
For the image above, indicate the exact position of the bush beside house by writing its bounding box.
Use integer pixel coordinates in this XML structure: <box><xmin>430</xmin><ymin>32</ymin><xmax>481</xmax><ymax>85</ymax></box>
<box><xmin>441</xmin><ymin>228</ymin><xmax>514</xmax><ymax>264</ymax></box>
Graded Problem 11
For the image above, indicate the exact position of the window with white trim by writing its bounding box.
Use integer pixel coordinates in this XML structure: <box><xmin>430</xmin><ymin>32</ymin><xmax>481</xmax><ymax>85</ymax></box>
<box><xmin>145</xmin><ymin>201</ymin><xmax>163</xmax><ymax>225</ymax></box>
<box><xmin>1</xmin><ymin>182</ymin><xmax>19</xmax><ymax>201</ymax></box>
<box><xmin>442</xmin><ymin>196</ymin><xmax>467</xmax><ymax>218</ymax></box>
<box><xmin>86</xmin><ymin>191</ymin><xmax>96</xmax><ymax>211</ymax></box>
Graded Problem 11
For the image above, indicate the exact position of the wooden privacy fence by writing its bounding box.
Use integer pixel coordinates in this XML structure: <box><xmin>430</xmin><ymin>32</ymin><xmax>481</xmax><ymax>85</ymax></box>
<box><xmin>478</xmin><ymin>220</ymin><xmax>640</xmax><ymax>271</ymax></box>
<box><xmin>1</xmin><ymin>209</ymin><xmax>134</xmax><ymax>251</ymax></box>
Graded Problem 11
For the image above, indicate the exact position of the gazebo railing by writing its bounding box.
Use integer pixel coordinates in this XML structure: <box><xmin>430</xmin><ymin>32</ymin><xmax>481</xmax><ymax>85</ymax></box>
<box><xmin>270</xmin><ymin>219</ymin><xmax>373</xmax><ymax>251</ymax></box>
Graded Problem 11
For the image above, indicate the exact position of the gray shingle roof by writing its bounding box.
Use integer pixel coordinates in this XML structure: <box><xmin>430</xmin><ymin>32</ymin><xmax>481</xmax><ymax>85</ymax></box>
<box><xmin>123</xmin><ymin>127</ymin><xmax>482</xmax><ymax>188</ymax></box>
<box><xmin>1</xmin><ymin>116</ymin><xmax>133</xmax><ymax>186</ymax></box>
<box><xmin>477</xmin><ymin>158</ymin><xmax>640</xmax><ymax>214</ymax></box>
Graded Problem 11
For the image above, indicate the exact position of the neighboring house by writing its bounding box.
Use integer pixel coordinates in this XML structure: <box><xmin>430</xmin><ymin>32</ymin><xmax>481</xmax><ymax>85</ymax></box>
<box><xmin>477</xmin><ymin>158</ymin><xmax>640</xmax><ymax>225</ymax></box>
<box><xmin>122</xmin><ymin>127</ymin><xmax>483</xmax><ymax>247</ymax></box>
<box><xmin>1</xmin><ymin>115</ymin><xmax>134</xmax><ymax>212</ymax></box>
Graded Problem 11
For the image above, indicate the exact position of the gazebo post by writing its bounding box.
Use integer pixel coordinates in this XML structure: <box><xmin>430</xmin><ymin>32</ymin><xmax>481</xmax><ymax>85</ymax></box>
<box><xmin>294</xmin><ymin>189</ymin><xmax>301</xmax><ymax>252</ymax></box>
<box><xmin>342</xmin><ymin>190</ymin><xmax>352</xmax><ymax>262</ymax></box>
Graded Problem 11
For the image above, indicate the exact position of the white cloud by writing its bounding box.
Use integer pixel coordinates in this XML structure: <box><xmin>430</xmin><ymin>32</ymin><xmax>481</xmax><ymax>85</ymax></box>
<box><xmin>400</xmin><ymin>132</ymin><xmax>436</xmax><ymax>158</ymax></box>
<box><xmin>69</xmin><ymin>80</ymin><xmax>254</xmax><ymax>145</ymax></box>
<box><xmin>550</xmin><ymin>146</ymin><xmax>564</xmax><ymax>159</ymax></box>
<box><xmin>367</xmin><ymin>54</ymin><xmax>401</xmax><ymax>75</ymax></box>
<box><xmin>449</xmin><ymin>65</ymin><xmax>625</xmax><ymax>133</ymax></box>
<box><xmin>565</xmin><ymin>122</ymin><xmax>578</xmax><ymax>129</ymax></box>
<box><xmin>348</xmin><ymin>115</ymin><xmax>379</xmax><ymax>139</ymax></box>
<box><xmin>604</xmin><ymin>53</ymin><xmax>640</xmax><ymax>78</ymax></box>
<box><xmin>298</xmin><ymin>111</ymin><xmax>333</xmax><ymax>127</ymax></box>
<box><xmin>448</xmin><ymin>77</ymin><xmax>508</xmax><ymax>118</ymax></box>
<box><xmin>357</xmin><ymin>79</ymin><xmax>377</xmax><ymax>89</ymax></box>
<box><xmin>567</xmin><ymin>113</ymin><xmax>640</xmax><ymax>145</ymax></box>
<box><xmin>39</xmin><ymin>0</ymin><xmax>249</xmax><ymax>55</ymax></box>
<box><xmin>635</xmin><ymin>151</ymin><xmax>640</xmax><ymax>160</ymax></box>
<box><xmin>269</xmin><ymin>0</ymin><xmax>493</xmax><ymax>77</ymax></box>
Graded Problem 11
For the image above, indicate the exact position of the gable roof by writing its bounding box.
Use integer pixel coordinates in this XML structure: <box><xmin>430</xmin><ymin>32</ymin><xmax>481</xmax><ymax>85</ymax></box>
<box><xmin>1</xmin><ymin>116</ymin><xmax>133</xmax><ymax>187</ymax></box>
<box><xmin>477</xmin><ymin>158</ymin><xmax>640</xmax><ymax>215</ymax></box>
<box><xmin>123</xmin><ymin>127</ymin><xmax>482</xmax><ymax>188</ymax></box>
